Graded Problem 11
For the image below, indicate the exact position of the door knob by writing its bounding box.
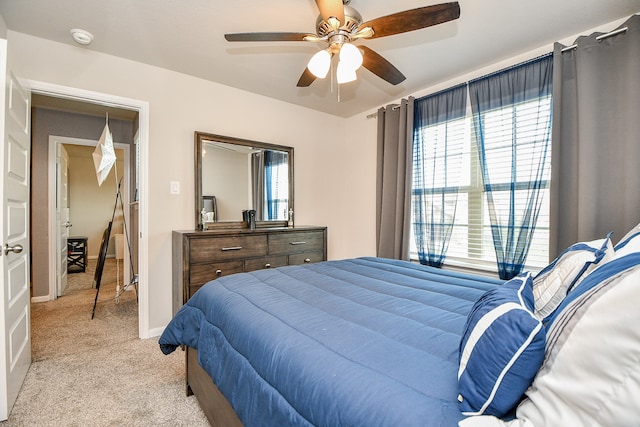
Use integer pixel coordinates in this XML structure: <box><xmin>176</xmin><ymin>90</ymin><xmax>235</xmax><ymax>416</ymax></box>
<box><xmin>4</xmin><ymin>243</ymin><xmax>23</xmax><ymax>256</ymax></box>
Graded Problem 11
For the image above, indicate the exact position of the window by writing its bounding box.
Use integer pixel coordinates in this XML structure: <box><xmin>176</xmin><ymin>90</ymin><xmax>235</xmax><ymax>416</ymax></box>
<box><xmin>477</xmin><ymin>97</ymin><xmax>552</xmax><ymax>270</ymax></box>
<box><xmin>412</xmin><ymin>99</ymin><xmax>551</xmax><ymax>273</ymax></box>
<box><xmin>411</xmin><ymin>113</ymin><xmax>470</xmax><ymax>267</ymax></box>
<box><xmin>411</xmin><ymin>56</ymin><xmax>553</xmax><ymax>276</ymax></box>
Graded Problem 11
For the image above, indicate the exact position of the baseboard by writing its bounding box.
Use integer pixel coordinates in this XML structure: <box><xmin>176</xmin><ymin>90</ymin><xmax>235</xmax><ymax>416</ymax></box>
<box><xmin>147</xmin><ymin>326</ymin><xmax>165</xmax><ymax>338</ymax></box>
<box><xmin>31</xmin><ymin>295</ymin><xmax>51</xmax><ymax>303</ymax></box>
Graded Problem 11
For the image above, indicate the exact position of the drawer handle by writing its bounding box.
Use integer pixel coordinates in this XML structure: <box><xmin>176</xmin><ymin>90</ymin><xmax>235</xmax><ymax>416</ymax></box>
<box><xmin>289</xmin><ymin>241</ymin><xmax>307</xmax><ymax>245</ymax></box>
<box><xmin>304</xmin><ymin>258</ymin><xmax>311</xmax><ymax>263</ymax></box>
<box><xmin>264</xmin><ymin>263</ymin><xmax>271</xmax><ymax>269</ymax></box>
<box><xmin>215</xmin><ymin>269</ymin><xmax>222</xmax><ymax>276</ymax></box>
<box><xmin>221</xmin><ymin>246</ymin><xmax>243</xmax><ymax>251</ymax></box>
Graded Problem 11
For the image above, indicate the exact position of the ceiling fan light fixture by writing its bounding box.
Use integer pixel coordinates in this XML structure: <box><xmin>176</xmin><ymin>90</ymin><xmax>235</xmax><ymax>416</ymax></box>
<box><xmin>308</xmin><ymin>49</ymin><xmax>331</xmax><ymax>79</ymax></box>
<box><xmin>339</xmin><ymin>43</ymin><xmax>363</xmax><ymax>70</ymax></box>
<box><xmin>337</xmin><ymin>61</ymin><xmax>357</xmax><ymax>84</ymax></box>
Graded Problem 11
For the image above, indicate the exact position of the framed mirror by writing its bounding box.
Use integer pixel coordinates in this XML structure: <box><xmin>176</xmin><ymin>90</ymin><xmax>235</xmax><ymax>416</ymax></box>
<box><xmin>195</xmin><ymin>131</ymin><xmax>294</xmax><ymax>229</ymax></box>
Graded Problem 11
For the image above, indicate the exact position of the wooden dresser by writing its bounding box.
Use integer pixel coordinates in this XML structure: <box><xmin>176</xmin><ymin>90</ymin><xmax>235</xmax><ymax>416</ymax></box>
<box><xmin>172</xmin><ymin>226</ymin><xmax>327</xmax><ymax>314</ymax></box>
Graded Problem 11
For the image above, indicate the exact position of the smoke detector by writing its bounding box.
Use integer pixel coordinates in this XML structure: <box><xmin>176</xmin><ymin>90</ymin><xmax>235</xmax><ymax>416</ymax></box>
<box><xmin>70</xmin><ymin>28</ymin><xmax>94</xmax><ymax>46</ymax></box>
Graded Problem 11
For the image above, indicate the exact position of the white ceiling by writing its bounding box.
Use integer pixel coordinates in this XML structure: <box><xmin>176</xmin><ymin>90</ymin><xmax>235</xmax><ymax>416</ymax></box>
<box><xmin>1</xmin><ymin>0</ymin><xmax>639</xmax><ymax>118</ymax></box>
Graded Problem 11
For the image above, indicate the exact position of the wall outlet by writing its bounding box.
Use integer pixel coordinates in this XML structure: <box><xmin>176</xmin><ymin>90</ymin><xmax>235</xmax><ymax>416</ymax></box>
<box><xmin>170</xmin><ymin>181</ymin><xmax>180</xmax><ymax>195</ymax></box>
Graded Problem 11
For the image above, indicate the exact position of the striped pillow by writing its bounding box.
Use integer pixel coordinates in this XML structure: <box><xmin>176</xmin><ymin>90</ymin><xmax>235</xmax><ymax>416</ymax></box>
<box><xmin>458</xmin><ymin>273</ymin><xmax>545</xmax><ymax>417</ymax></box>
<box><xmin>507</xmin><ymin>252</ymin><xmax>640</xmax><ymax>427</ymax></box>
<box><xmin>532</xmin><ymin>235</ymin><xmax>613</xmax><ymax>320</ymax></box>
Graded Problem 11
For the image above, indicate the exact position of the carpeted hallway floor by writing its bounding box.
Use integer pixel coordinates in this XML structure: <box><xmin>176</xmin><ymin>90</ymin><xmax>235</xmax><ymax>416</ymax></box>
<box><xmin>0</xmin><ymin>258</ymin><xmax>209</xmax><ymax>426</ymax></box>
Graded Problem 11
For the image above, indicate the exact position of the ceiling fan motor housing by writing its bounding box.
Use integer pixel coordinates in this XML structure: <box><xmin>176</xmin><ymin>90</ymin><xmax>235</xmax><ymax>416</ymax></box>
<box><xmin>316</xmin><ymin>5</ymin><xmax>362</xmax><ymax>37</ymax></box>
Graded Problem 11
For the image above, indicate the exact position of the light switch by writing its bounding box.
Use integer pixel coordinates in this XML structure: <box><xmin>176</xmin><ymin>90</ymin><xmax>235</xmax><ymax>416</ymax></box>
<box><xmin>170</xmin><ymin>181</ymin><xmax>180</xmax><ymax>195</ymax></box>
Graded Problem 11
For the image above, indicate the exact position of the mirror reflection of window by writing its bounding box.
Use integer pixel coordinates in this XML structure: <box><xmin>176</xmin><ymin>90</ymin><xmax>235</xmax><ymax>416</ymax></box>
<box><xmin>264</xmin><ymin>151</ymin><xmax>288</xmax><ymax>220</ymax></box>
<box><xmin>252</xmin><ymin>150</ymin><xmax>288</xmax><ymax>221</ymax></box>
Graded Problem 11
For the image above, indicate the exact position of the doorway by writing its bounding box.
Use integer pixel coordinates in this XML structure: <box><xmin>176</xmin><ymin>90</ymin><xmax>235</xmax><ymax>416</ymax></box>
<box><xmin>28</xmin><ymin>81</ymin><xmax>150</xmax><ymax>339</ymax></box>
<box><xmin>47</xmin><ymin>138</ymin><xmax>132</xmax><ymax>300</ymax></box>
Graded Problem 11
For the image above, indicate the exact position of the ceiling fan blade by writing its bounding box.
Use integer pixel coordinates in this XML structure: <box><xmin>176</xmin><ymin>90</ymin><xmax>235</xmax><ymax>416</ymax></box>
<box><xmin>360</xmin><ymin>46</ymin><xmax>406</xmax><ymax>85</ymax></box>
<box><xmin>315</xmin><ymin>0</ymin><xmax>345</xmax><ymax>24</ymax></box>
<box><xmin>297</xmin><ymin>68</ymin><xmax>317</xmax><ymax>87</ymax></box>
<box><xmin>225</xmin><ymin>32</ymin><xmax>312</xmax><ymax>42</ymax></box>
<box><xmin>360</xmin><ymin>2</ymin><xmax>460</xmax><ymax>39</ymax></box>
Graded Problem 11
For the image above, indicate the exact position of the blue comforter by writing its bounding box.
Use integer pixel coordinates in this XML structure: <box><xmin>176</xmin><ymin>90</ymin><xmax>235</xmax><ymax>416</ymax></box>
<box><xmin>160</xmin><ymin>257</ymin><xmax>502</xmax><ymax>427</ymax></box>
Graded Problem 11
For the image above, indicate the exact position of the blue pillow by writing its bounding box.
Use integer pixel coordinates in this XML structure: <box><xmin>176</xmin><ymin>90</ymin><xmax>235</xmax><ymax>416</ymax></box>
<box><xmin>458</xmin><ymin>273</ymin><xmax>545</xmax><ymax>417</ymax></box>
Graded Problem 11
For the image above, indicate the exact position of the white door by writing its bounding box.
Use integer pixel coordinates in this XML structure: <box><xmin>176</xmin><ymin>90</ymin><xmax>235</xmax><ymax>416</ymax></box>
<box><xmin>56</xmin><ymin>145</ymin><xmax>69</xmax><ymax>297</ymax></box>
<box><xmin>0</xmin><ymin>43</ymin><xmax>31</xmax><ymax>419</ymax></box>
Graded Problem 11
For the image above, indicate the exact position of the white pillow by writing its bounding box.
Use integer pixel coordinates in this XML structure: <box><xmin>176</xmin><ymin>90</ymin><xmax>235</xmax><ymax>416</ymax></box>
<box><xmin>459</xmin><ymin>251</ymin><xmax>640</xmax><ymax>427</ymax></box>
<box><xmin>615</xmin><ymin>221</ymin><xmax>640</xmax><ymax>249</ymax></box>
<box><xmin>531</xmin><ymin>235</ymin><xmax>613</xmax><ymax>320</ymax></box>
<box><xmin>614</xmin><ymin>225</ymin><xmax>640</xmax><ymax>255</ymax></box>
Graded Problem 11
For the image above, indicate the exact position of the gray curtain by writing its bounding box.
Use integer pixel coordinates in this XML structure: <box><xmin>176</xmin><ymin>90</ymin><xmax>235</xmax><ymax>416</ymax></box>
<box><xmin>376</xmin><ymin>97</ymin><xmax>414</xmax><ymax>260</ymax></box>
<box><xmin>550</xmin><ymin>14</ymin><xmax>640</xmax><ymax>257</ymax></box>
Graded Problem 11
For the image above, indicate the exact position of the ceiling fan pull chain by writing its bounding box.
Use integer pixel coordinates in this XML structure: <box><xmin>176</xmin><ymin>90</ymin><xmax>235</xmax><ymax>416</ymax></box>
<box><xmin>331</xmin><ymin>57</ymin><xmax>336</xmax><ymax>94</ymax></box>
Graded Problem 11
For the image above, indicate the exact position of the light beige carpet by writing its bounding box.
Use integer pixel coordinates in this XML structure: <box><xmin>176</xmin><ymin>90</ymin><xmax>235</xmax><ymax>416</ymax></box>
<box><xmin>1</xmin><ymin>259</ymin><xmax>209</xmax><ymax>426</ymax></box>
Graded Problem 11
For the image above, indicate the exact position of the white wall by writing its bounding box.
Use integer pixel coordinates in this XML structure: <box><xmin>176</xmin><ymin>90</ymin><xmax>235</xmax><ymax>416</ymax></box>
<box><xmin>8</xmin><ymin>31</ymin><xmax>366</xmax><ymax>333</ymax></box>
<box><xmin>330</xmin><ymin>113</ymin><xmax>378</xmax><ymax>257</ymax></box>
<box><xmin>0</xmin><ymin>12</ymin><xmax>6</xmax><ymax>39</ymax></box>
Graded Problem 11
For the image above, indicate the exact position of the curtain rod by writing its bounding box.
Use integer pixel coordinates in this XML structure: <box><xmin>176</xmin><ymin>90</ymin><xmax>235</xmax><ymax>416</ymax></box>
<box><xmin>560</xmin><ymin>44</ymin><xmax>577</xmax><ymax>52</ymax></box>
<box><xmin>561</xmin><ymin>26</ymin><xmax>628</xmax><ymax>53</ymax></box>
<box><xmin>596</xmin><ymin>26</ymin><xmax>628</xmax><ymax>41</ymax></box>
<box><xmin>367</xmin><ymin>103</ymin><xmax>400</xmax><ymax>119</ymax></box>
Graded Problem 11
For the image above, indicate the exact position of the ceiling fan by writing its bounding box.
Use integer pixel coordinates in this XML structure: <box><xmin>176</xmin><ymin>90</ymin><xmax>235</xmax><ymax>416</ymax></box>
<box><xmin>225</xmin><ymin>0</ymin><xmax>461</xmax><ymax>88</ymax></box>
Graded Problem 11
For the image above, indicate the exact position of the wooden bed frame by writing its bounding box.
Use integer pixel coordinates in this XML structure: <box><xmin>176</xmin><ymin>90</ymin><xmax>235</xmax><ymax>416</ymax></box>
<box><xmin>186</xmin><ymin>347</ymin><xmax>243</xmax><ymax>427</ymax></box>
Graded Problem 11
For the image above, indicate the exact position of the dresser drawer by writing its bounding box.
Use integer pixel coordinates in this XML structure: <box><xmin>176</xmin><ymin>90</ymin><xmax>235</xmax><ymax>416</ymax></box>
<box><xmin>269</xmin><ymin>231</ymin><xmax>324</xmax><ymax>255</ymax></box>
<box><xmin>190</xmin><ymin>235</ymin><xmax>268</xmax><ymax>263</ymax></box>
<box><xmin>289</xmin><ymin>251</ymin><xmax>325</xmax><ymax>265</ymax></box>
<box><xmin>244</xmin><ymin>255</ymin><xmax>288</xmax><ymax>272</ymax></box>
<box><xmin>173</xmin><ymin>227</ymin><xmax>326</xmax><ymax>314</ymax></box>
<box><xmin>190</xmin><ymin>261</ymin><xmax>244</xmax><ymax>286</ymax></box>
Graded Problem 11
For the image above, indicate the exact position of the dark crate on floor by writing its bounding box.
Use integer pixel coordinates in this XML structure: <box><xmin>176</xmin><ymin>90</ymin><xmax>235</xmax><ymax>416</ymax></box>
<box><xmin>67</xmin><ymin>236</ymin><xmax>88</xmax><ymax>273</ymax></box>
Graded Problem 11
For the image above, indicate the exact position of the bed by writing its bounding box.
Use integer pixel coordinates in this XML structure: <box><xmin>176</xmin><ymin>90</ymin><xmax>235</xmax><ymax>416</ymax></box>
<box><xmin>160</xmin><ymin>257</ymin><xmax>502</xmax><ymax>426</ymax></box>
<box><xmin>160</xmin><ymin>230</ymin><xmax>640</xmax><ymax>427</ymax></box>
